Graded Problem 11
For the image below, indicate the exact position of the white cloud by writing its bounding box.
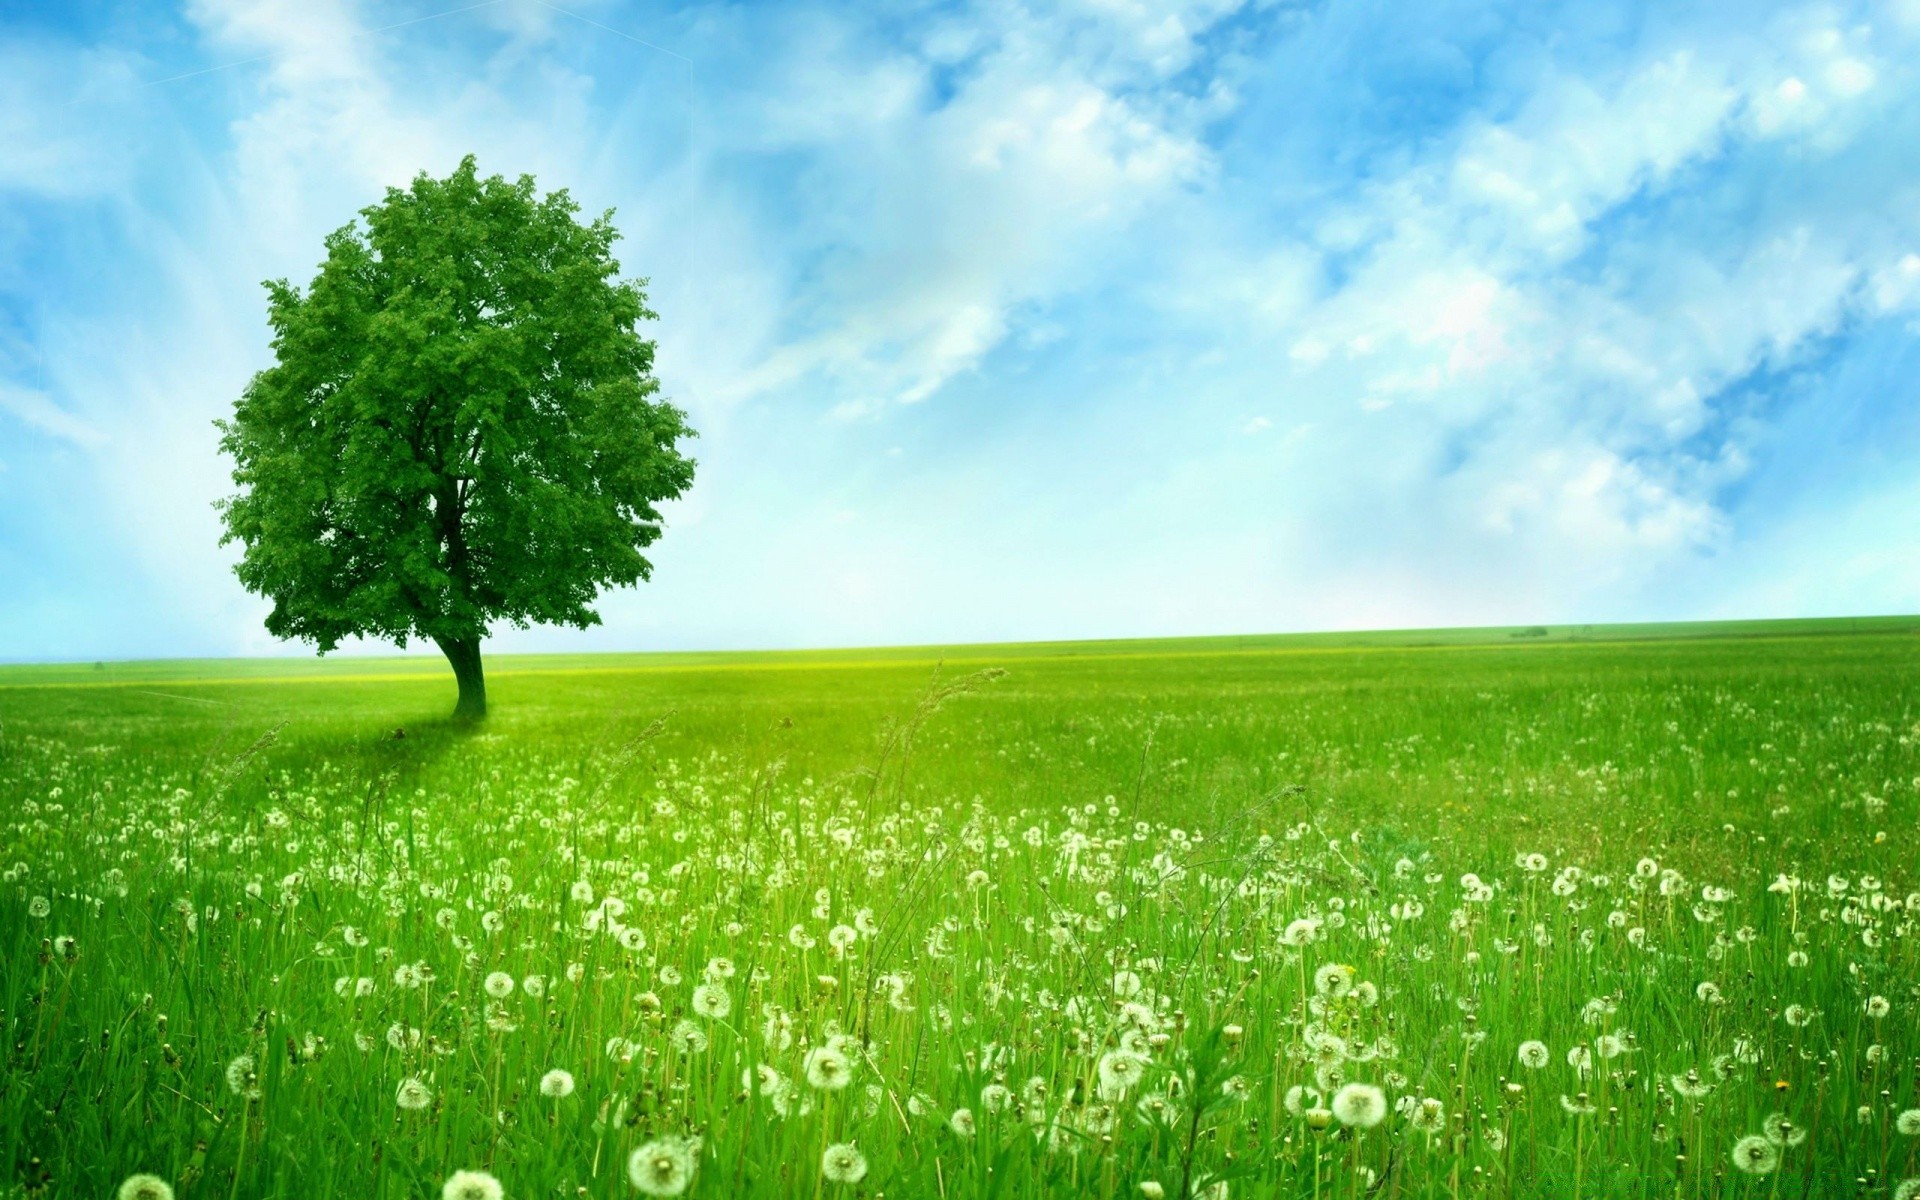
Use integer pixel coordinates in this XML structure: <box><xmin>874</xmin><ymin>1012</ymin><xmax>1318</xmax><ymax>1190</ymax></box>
<box><xmin>0</xmin><ymin>383</ymin><xmax>104</xmax><ymax>448</ymax></box>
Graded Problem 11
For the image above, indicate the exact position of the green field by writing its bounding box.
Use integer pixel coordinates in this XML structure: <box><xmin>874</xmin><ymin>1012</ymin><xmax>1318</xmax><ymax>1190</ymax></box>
<box><xmin>4</xmin><ymin>617</ymin><xmax>1919</xmax><ymax>1199</ymax></box>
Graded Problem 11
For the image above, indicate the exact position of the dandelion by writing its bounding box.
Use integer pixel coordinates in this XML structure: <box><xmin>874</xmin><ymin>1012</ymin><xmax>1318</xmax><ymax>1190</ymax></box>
<box><xmin>670</xmin><ymin>1019</ymin><xmax>710</xmax><ymax>1054</ymax></box>
<box><xmin>628</xmin><ymin>1136</ymin><xmax>700</xmax><ymax>1197</ymax></box>
<box><xmin>1331</xmin><ymin>1082</ymin><xmax>1386</xmax><ymax>1129</ymax></box>
<box><xmin>117</xmin><ymin>1175</ymin><xmax>174</xmax><ymax>1200</ymax></box>
<box><xmin>1763</xmin><ymin>1112</ymin><xmax>1807</xmax><ymax>1147</ymax></box>
<box><xmin>1731</xmin><ymin>1134</ymin><xmax>1780</xmax><ymax>1175</ymax></box>
<box><xmin>225</xmin><ymin>1054</ymin><xmax>261</xmax><ymax>1099</ymax></box>
<box><xmin>441</xmin><ymin>1170</ymin><xmax>504</xmax><ymax>1200</ymax></box>
<box><xmin>1140</xmin><ymin>1183</ymin><xmax>1166</xmax><ymax>1200</ymax></box>
<box><xmin>949</xmin><ymin>1107</ymin><xmax>976</xmax><ymax>1137</ymax></box>
<box><xmin>1097</xmin><ymin>1050</ymin><xmax>1148</xmax><ymax>1098</ymax></box>
<box><xmin>1313</xmin><ymin>963</ymin><xmax>1354</xmax><ymax>998</ymax></box>
<box><xmin>396</xmin><ymin>1076</ymin><xmax>433</xmax><ymax>1111</ymax></box>
<box><xmin>27</xmin><ymin>896</ymin><xmax>49</xmax><ymax>918</ymax></box>
<box><xmin>690</xmin><ymin>983</ymin><xmax>731</xmax><ymax>1020</ymax></box>
<box><xmin>804</xmin><ymin>1044</ymin><xmax>853</xmax><ymax>1090</ymax></box>
<box><xmin>981</xmin><ymin>1083</ymin><xmax>1011</xmax><ymax>1112</ymax></box>
<box><xmin>1866</xmin><ymin>995</ymin><xmax>1890</xmax><ymax>1018</ymax></box>
<box><xmin>1516</xmin><ymin>1041</ymin><xmax>1549</xmax><ymax>1069</ymax></box>
<box><xmin>539</xmin><ymin>1068</ymin><xmax>575</xmax><ymax>1098</ymax></box>
<box><xmin>1408</xmin><ymin>1097</ymin><xmax>1445</xmax><ymax>1133</ymax></box>
<box><xmin>821</xmin><ymin>1143</ymin><xmax>868</xmax><ymax>1185</ymax></box>
<box><xmin>483</xmin><ymin>971</ymin><xmax>514</xmax><ymax>999</ymax></box>
<box><xmin>1895</xmin><ymin>1180</ymin><xmax>1920</xmax><ymax>1200</ymax></box>
<box><xmin>1897</xmin><ymin>1109</ymin><xmax>1920</xmax><ymax>1136</ymax></box>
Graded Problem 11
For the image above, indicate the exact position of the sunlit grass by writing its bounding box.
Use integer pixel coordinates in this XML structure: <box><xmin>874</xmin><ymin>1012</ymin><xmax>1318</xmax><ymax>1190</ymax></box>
<box><xmin>3</xmin><ymin>619</ymin><xmax>1918</xmax><ymax>1198</ymax></box>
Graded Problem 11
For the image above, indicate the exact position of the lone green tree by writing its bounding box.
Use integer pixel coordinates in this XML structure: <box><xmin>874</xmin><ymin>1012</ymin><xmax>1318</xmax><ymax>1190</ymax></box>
<box><xmin>216</xmin><ymin>157</ymin><xmax>695</xmax><ymax>719</ymax></box>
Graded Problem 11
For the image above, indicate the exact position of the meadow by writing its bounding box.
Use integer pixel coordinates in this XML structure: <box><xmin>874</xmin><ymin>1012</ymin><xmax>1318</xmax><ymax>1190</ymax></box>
<box><xmin>2</xmin><ymin>616</ymin><xmax>1918</xmax><ymax>1199</ymax></box>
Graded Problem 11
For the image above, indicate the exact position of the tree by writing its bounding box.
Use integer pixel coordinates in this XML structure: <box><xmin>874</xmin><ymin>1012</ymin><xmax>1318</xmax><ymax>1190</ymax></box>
<box><xmin>216</xmin><ymin>157</ymin><xmax>696</xmax><ymax>719</ymax></box>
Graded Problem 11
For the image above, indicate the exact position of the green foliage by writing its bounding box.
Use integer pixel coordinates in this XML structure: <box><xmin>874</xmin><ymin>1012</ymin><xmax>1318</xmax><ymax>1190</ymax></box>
<box><xmin>214</xmin><ymin>156</ymin><xmax>695</xmax><ymax>663</ymax></box>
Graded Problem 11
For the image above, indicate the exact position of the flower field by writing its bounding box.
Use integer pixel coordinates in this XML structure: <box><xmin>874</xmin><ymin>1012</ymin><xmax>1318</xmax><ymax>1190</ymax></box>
<box><xmin>3</xmin><ymin>619</ymin><xmax>1918</xmax><ymax>1198</ymax></box>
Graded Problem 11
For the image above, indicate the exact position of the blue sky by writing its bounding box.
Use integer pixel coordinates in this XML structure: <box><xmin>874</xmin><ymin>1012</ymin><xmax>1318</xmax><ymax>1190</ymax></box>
<box><xmin>3</xmin><ymin>0</ymin><xmax>1919</xmax><ymax>661</ymax></box>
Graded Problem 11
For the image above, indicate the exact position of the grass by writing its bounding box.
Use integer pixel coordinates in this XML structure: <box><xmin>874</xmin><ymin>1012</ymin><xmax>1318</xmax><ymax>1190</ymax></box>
<box><xmin>2</xmin><ymin>615</ymin><xmax>1918</xmax><ymax>1199</ymax></box>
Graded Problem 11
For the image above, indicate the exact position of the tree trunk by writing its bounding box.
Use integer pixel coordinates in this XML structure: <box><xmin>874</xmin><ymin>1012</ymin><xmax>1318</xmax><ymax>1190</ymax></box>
<box><xmin>436</xmin><ymin>635</ymin><xmax>487</xmax><ymax>720</ymax></box>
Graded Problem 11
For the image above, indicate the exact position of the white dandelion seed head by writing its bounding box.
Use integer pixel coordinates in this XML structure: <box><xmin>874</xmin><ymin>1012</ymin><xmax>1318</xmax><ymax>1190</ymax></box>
<box><xmin>691</xmin><ymin>983</ymin><xmax>732</xmax><ymax>1020</ymax></box>
<box><xmin>539</xmin><ymin>1068</ymin><xmax>575</xmax><ymax>1098</ymax></box>
<box><xmin>117</xmin><ymin>1175</ymin><xmax>175</xmax><ymax>1200</ymax></box>
<box><xmin>821</xmin><ymin>1142</ymin><xmax>868</xmax><ymax>1185</ymax></box>
<box><xmin>804</xmin><ymin>1045</ymin><xmax>853</xmax><ymax>1090</ymax></box>
<box><xmin>483</xmin><ymin>971</ymin><xmax>514</xmax><ymax>999</ymax></box>
<box><xmin>440</xmin><ymin>1169</ymin><xmax>503</xmax><ymax>1200</ymax></box>
<box><xmin>628</xmin><ymin>1136</ymin><xmax>701</xmax><ymax>1197</ymax></box>
<box><xmin>1331</xmin><ymin>1082</ymin><xmax>1386</xmax><ymax>1129</ymax></box>
<box><xmin>225</xmin><ymin>1054</ymin><xmax>261</xmax><ymax>1099</ymax></box>
<box><xmin>1731</xmin><ymin>1134</ymin><xmax>1780</xmax><ymax>1175</ymax></box>
<box><xmin>396</xmin><ymin>1077</ymin><xmax>433</xmax><ymax>1111</ymax></box>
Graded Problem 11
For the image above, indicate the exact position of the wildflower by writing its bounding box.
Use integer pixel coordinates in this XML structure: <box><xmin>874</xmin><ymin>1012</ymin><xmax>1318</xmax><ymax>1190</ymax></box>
<box><xmin>949</xmin><ymin>1107</ymin><xmax>976</xmax><ymax>1137</ymax></box>
<box><xmin>670</xmin><ymin>1019</ymin><xmax>710</xmax><ymax>1054</ymax></box>
<box><xmin>1516</xmin><ymin>1041</ymin><xmax>1549</xmax><ymax>1070</ymax></box>
<box><xmin>1284</xmin><ymin>1085</ymin><xmax>1322</xmax><ymax>1115</ymax></box>
<box><xmin>1408</xmin><ymin>1097</ymin><xmax>1445</xmax><ymax>1133</ymax></box>
<box><xmin>483</xmin><ymin>972</ymin><xmax>514</xmax><ymax>999</ymax></box>
<box><xmin>1097</xmin><ymin>1050</ymin><xmax>1148</xmax><ymax>1098</ymax></box>
<box><xmin>804</xmin><ymin>1044</ymin><xmax>853</xmax><ymax>1090</ymax></box>
<box><xmin>1140</xmin><ymin>1183</ymin><xmax>1166</xmax><ymax>1200</ymax></box>
<box><xmin>628</xmin><ymin>1136</ymin><xmax>700</xmax><ymax>1196</ymax></box>
<box><xmin>1313</xmin><ymin>963</ymin><xmax>1354</xmax><ymax>998</ymax></box>
<box><xmin>225</xmin><ymin>1054</ymin><xmax>261</xmax><ymax>1099</ymax></box>
<box><xmin>1331</xmin><ymin>1082</ymin><xmax>1386</xmax><ymax>1128</ymax></box>
<box><xmin>981</xmin><ymin>1083</ymin><xmax>1011</xmax><ymax>1112</ymax></box>
<box><xmin>441</xmin><ymin>1170</ymin><xmax>504</xmax><ymax>1200</ymax></box>
<box><xmin>691</xmin><ymin>983</ymin><xmax>731</xmax><ymax>1020</ymax></box>
<box><xmin>396</xmin><ymin>1077</ymin><xmax>433</xmax><ymax>1111</ymax></box>
<box><xmin>539</xmin><ymin>1068</ymin><xmax>575</xmax><ymax>1098</ymax></box>
<box><xmin>1763</xmin><ymin>1113</ymin><xmax>1806</xmax><ymax>1147</ymax></box>
<box><xmin>117</xmin><ymin>1176</ymin><xmax>174</xmax><ymax>1200</ymax></box>
<box><xmin>821</xmin><ymin>1142</ymin><xmax>868</xmax><ymax>1185</ymax></box>
<box><xmin>1731</xmin><ymin>1134</ymin><xmax>1780</xmax><ymax>1175</ymax></box>
<box><xmin>27</xmin><ymin>896</ymin><xmax>49</xmax><ymax>918</ymax></box>
<box><xmin>1866</xmin><ymin>995</ymin><xmax>1890</xmax><ymax>1018</ymax></box>
<box><xmin>1897</xmin><ymin>1109</ymin><xmax>1920</xmax><ymax>1136</ymax></box>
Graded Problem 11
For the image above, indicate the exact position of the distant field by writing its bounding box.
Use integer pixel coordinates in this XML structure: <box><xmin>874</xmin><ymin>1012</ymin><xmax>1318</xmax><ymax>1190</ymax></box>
<box><xmin>3</xmin><ymin>616</ymin><xmax>1918</xmax><ymax>1198</ymax></box>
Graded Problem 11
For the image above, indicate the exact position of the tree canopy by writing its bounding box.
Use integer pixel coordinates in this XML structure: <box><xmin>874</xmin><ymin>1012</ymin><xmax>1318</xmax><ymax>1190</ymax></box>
<box><xmin>216</xmin><ymin>156</ymin><xmax>696</xmax><ymax>718</ymax></box>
